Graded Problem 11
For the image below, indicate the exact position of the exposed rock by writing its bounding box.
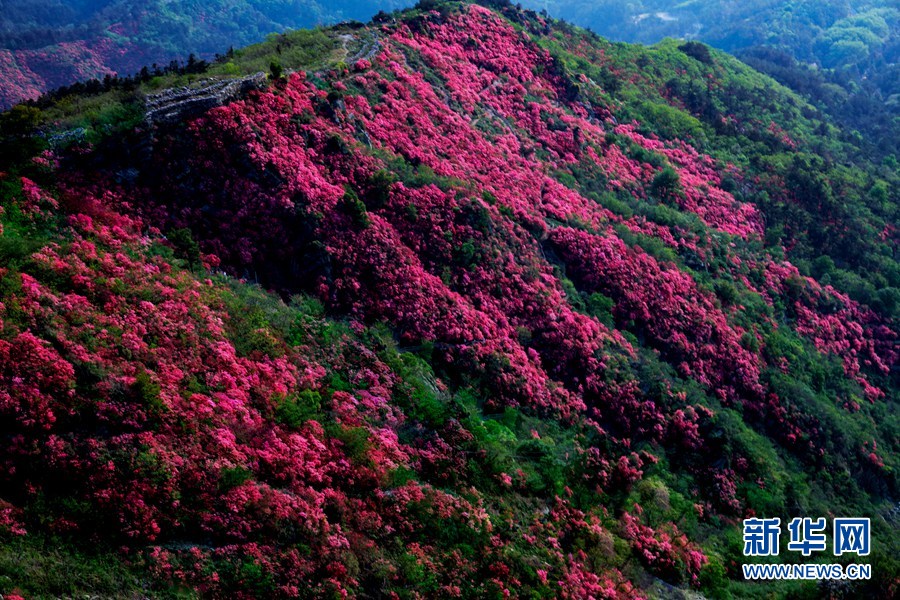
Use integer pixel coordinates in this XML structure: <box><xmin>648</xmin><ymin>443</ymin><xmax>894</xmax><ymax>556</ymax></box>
<box><xmin>144</xmin><ymin>72</ymin><xmax>267</xmax><ymax>124</ymax></box>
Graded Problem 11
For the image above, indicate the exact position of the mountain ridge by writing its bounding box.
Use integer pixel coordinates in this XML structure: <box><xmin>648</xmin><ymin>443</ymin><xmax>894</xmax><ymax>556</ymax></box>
<box><xmin>0</xmin><ymin>0</ymin><xmax>412</xmax><ymax>109</ymax></box>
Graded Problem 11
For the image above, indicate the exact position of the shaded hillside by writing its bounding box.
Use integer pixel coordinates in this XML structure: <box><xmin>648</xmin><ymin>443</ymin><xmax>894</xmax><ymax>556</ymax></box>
<box><xmin>0</xmin><ymin>1</ymin><xmax>897</xmax><ymax>598</ymax></box>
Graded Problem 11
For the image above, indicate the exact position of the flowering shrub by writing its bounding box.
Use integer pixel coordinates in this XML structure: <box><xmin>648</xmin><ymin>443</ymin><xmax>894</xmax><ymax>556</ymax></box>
<box><xmin>549</xmin><ymin>226</ymin><xmax>763</xmax><ymax>403</ymax></box>
<box><xmin>621</xmin><ymin>510</ymin><xmax>708</xmax><ymax>585</ymax></box>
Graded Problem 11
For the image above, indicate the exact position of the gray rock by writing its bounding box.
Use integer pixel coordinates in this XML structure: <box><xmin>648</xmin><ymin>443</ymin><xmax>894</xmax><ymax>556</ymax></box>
<box><xmin>144</xmin><ymin>72</ymin><xmax>267</xmax><ymax>125</ymax></box>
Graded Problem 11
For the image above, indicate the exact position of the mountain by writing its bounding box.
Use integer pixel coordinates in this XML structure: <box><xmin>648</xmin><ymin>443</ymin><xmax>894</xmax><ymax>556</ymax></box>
<box><xmin>518</xmin><ymin>0</ymin><xmax>900</xmax><ymax>156</ymax></box>
<box><xmin>0</xmin><ymin>1</ymin><xmax>897</xmax><ymax>598</ymax></box>
<box><xmin>0</xmin><ymin>0</ymin><xmax>412</xmax><ymax>109</ymax></box>
<box><xmin>519</xmin><ymin>0</ymin><xmax>896</xmax><ymax>59</ymax></box>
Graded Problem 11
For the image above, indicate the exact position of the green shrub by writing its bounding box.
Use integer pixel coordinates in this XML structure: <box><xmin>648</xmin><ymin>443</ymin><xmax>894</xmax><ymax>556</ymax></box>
<box><xmin>650</xmin><ymin>166</ymin><xmax>682</xmax><ymax>201</ymax></box>
<box><xmin>220</xmin><ymin>466</ymin><xmax>252</xmax><ymax>490</ymax></box>
<box><xmin>340</xmin><ymin>188</ymin><xmax>371</xmax><ymax>227</ymax></box>
<box><xmin>167</xmin><ymin>228</ymin><xmax>201</xmax><ymax>268</ymax></box>
<box><xmin>275</xmin><ymin>390</ymin><xmax>323</xmax><ymax>428</ymax></box>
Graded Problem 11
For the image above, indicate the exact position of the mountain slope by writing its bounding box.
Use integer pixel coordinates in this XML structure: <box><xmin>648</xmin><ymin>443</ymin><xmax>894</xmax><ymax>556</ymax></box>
<box><xmin>0</xmin><ymin>1</ymin><xmax>897</xmax><ymax>598</ymax></box>
<box><xmin>518</xmin><ymin>0</ymin><xmax>900</xmax><ymax>156</ymax></box>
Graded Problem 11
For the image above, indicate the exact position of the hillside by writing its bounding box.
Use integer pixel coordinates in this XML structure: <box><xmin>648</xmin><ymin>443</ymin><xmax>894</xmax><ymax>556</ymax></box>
<box><xmin>0</xmin><ymin>0</ymin><xmax>410</xmax><ymax>109</ymax></box>
<box><xmin>519</xmin><ymin>0</ymin><xmax>900</xmax><ymax>157</ymax></box>
<box><xmin>0</xmin><ymin>1</ymin><xmax>897</xmax><ymax>598</ymax></box>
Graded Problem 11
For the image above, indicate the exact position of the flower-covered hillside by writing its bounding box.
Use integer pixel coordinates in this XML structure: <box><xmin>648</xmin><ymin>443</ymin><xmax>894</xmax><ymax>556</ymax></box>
<box><xmin>0</xmin><ymin>1</ymin><xmax>897</xmax><ymax>598</ymax></box>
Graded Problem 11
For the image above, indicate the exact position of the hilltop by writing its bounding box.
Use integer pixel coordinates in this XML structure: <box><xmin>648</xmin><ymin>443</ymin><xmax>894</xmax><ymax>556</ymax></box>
<box><xmin>0</xmin><ymin>1</ymin><xmax>897</xmax><ymax>598</ymax></box>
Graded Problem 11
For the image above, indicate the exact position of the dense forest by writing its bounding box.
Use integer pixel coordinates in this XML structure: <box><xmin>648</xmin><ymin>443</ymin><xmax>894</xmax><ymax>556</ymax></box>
<box><xmin>0</xmin><ymin>1</ymin><xmax>897</xmax><ymax>598</ymax></box>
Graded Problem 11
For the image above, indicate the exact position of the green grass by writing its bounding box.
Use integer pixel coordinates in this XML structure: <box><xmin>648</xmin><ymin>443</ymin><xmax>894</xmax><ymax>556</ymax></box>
<box><xmin>0</xmin><ymin>535</ymin><xmax>195</xmax><ymax>599</ymax></box>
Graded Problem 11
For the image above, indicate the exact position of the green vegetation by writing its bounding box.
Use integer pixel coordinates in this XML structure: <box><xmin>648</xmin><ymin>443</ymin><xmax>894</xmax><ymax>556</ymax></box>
<box><xmin>0</xmin><ymin>536</ymin><xmax>193</xmax><ymax>599</ymax></box>
<box><xmin>518</xmin><ymin>0</ymin><xmax>900</xmax><ymax>157</ymax></box>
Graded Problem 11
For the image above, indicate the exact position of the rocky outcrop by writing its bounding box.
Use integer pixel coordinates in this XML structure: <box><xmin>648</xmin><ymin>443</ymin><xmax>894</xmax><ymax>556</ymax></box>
<box><xmin>144</xmin><ymin>72</ymin><xmax>267</xmax><ymax>124</ymax></box>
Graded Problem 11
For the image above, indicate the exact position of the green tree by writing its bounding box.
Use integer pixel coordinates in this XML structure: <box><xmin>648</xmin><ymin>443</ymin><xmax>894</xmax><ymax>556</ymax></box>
<box><xmin>651</xmin><ymin>166</ymin><xmax>682</xmax><ymax>202</ymax></box>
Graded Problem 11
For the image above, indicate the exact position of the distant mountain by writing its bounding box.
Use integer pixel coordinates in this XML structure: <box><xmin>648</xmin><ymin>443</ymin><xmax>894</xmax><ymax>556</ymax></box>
<box><xmin>520</xmin><ymin>0</ymin><xmax>900</xmax><ymax>155</ymax></box>
<box><xmin>0</xmin><ymin>0</ymin><xmax>412</xmax><ymax>108</ymax></box>
<box><xmin>519</xmin><ymin>0</ymin><xmax>897</xmax><ymax>63</ymax></box>
<box><xmin>0</xmin><ymin>2</ymin><xmax>897</xmax><ymax>598</ymax></box>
